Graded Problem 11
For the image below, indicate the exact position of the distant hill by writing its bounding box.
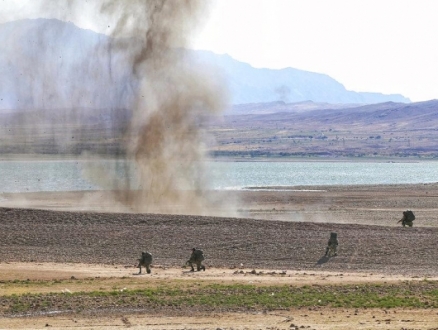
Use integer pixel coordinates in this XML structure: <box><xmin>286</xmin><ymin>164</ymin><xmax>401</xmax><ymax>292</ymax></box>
<box><xmin>0</xmin><ymin>18</ymin><xmax>410</xmax><ymax>111</ymax></box>
<box><xmin>0</xmin><ymin>18</ymin><xmax>134</xmax><ymax>111</ymax></box>
<box><xmin>229</xmin><ymin>100</ymin><xmax>359</xmax><ymax>115</ymax></box>
<box><xmin>228</xmin><ymin>99</ymin><xmax>438</xmax><ymax>128</ymax></box>
<box><xmin>1</xmin><ymin>97</ymin><xmax>437</xmax><ymax>157</ymax></box>
<box><xmin>2</xmin><ymin>18</ymin><xmax>432</xmax><ymax>159</ymax></box>
<box><xmin>209</xmin><ymin>99</ymin><xmax>438</xmax><ymax>159</ymax></box>
<box><xmin>190</xmin><ymin>50</ymin><xmax>411</xmax><ymax>105</ymax></box>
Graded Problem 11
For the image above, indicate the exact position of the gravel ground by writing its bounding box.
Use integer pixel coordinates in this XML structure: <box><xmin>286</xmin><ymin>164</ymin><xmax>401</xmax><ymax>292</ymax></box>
<box><xmin>2</xmin><ymin>184</ymin><xmax>438</xmax><ymax>326</ymax></box>
<box><xmin>1</xmin><ymin>195</ymin><xmax>437</xmax><ymax>276</ymax></box>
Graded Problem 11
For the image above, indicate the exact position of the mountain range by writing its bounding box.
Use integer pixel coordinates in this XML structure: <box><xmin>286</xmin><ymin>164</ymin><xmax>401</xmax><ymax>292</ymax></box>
<box><xmin>191</xmin><ymin>50</ymin><xmax>410</xmax><ymax>105</ymax></box>
<box><xmin>0</xmin><ymin>18</ymin><xmax>410</xmax><ymax>111</ymax></box>
<box><xmin>3</xmin><ymin>18</ymin><xmax>438</xmax><ymax>159</ymax></box>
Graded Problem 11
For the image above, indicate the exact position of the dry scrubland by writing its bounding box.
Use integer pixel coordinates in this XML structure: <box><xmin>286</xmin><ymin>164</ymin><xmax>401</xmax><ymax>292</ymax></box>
<box><xmin>209</xmin><ymin>101</ymin><xmax>438</xmax><ymax>159</ymax></box>
<box><xmin>1</xmin><ymin>183</ymin><xmax>438</xmax><ymax>329</ymax></box>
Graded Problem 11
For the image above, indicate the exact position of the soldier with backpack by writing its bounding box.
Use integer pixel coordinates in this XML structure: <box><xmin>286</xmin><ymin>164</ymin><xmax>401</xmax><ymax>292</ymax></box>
<box><xmin>398</xmin><ymin>210</ymin><xmax>415</xmax><ymax>227</ymax></box>
<box><xmin>137</xmin><ymin>251</ymin><xmax>153</xmax><ymax>274</ymax></box>
<box><xmin>187</xmin><ymin>248</ymin><xmax>206</xmax><ymax>272</ymax></box>
<box><xmin>325</xmin><ymin>232</ymin><xmax>338</xmax><ymax>257</ymax></box>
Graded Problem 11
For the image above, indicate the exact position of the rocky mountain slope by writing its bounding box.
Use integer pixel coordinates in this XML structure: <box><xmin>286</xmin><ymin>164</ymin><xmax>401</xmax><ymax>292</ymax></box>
<box><xmin>0</xmin><ymin>18</ymin><xmax>409</xmax><ymax>111</ymax></box>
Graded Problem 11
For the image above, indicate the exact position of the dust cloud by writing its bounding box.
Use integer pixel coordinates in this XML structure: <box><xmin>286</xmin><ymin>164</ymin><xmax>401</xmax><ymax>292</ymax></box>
<box><xmin>1</xmin><ymin>1</ymin><xmax>236</xmax><ymax>216</ymax></box>
<box><xmin>95</xmin><ymin>0</ymin><xmax>230</xmax><ymax>215</ymax></box>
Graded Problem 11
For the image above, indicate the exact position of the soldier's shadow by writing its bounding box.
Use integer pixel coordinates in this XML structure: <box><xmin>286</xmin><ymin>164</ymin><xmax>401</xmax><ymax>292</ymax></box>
<box><xmin>316</xmin><ymin>255</ymin><xmax>330</xmax><ymax>265</ymax></box>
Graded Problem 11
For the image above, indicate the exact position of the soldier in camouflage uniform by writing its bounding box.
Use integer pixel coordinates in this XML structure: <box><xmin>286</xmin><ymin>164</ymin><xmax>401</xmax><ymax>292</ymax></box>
<box><xmin>398</xmin><ymin>210</ymin><xmax>415</xmax><ymax>227</ymax></box>
<box><xmin>137</xmin><ymin>251</ymin><xmax>153</xmax><ymax>274</ymax></box>
<box><xmin>187</xmin><ymin>248</ymin><xmax>205</xmax><ymax>272</ymax></box>
<box><xmin>325</xmin><ymin>232</ymin><xmax>338</xmax><ymax>257</ymax></box>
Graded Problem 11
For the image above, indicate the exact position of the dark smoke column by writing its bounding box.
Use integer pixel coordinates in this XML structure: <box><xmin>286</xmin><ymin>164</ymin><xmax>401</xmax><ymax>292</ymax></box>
<box><xmin>101</xmin><ymin>0</ymin><xmax>228</xmax><ymax>214</ymax></box>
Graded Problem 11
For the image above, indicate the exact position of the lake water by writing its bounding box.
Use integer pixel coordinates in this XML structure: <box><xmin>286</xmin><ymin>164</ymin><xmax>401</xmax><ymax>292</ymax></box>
<box><xmin>0</xmin><ymin>159</ymin><xmax>437</xmax><ymax>193</ymax></box>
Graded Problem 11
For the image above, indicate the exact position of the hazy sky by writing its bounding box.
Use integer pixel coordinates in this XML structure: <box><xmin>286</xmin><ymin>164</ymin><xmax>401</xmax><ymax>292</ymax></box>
<box><xmin>2</xmin><ymin>0</ymin><xmax>438</xmax><ymax>102</ymax></box>
<box><xmin>193</xmin><ymin>0</ymin><xmax>438</xmax><ymax>102</ymax></box>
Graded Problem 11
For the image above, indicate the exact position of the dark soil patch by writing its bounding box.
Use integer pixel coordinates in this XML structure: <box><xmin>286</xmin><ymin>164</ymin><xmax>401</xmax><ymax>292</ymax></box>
<box><xmin>1</xmin><ymin>207</ymin><xmax>437</xmax><ymax>276</ymax></box>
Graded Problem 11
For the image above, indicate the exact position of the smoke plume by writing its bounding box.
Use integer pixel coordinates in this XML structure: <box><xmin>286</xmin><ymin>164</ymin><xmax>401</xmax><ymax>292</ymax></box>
<box><xmin>96</xmin><ymin>0</ymin><xmax>228</xmax><ymax>214</ymax></box>
<box><xmin>2</xmin><ymin>1</ymin><xmax>234</xmax><ymax>215</ymax></box>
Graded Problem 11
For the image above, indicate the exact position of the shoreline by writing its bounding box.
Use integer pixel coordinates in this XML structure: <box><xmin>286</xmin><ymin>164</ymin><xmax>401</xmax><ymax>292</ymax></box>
<box><xmin>207</xmin><ymin>156</ymin><xmax>433</xmax><ymax>163</ymax></box>
<box><xmin>1</xmin><ymin>153</ymin><xmax>438</xmax><ymax>163</ymax></box>
<box><xmin>2</xmin><ymin>182</ymin><xmax>438</xmax><ymax>224</ymax></box>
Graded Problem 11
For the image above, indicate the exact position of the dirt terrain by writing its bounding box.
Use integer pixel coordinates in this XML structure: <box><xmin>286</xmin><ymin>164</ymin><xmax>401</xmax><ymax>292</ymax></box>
<box><xmin>1</xmin><ymin>183</ymin><xmax>438</xmax><ymax>329</ymax></box>
<box><xmin>1</xmin><ymin>264</ymin><xmax>438</xmax><ymax>330</ymax></box>
<box><xmin>209</xmin><ymin>100</ymin><xmax>438</xmax><ymax>159</ymax></box>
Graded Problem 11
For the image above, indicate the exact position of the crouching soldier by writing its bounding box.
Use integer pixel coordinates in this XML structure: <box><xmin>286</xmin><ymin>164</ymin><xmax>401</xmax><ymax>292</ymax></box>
<box><xmin>398</xmin><ymin>210</ymin><xmax>415</xmax><ymax>227</ymax></box>
<box><xmin>187</xmin><ymin>248</ymin><xmax>205</xmax><ymax>272</ymax></box>
<box><xmin>137</xmin><ymin>251</ymin><xmax>153</xmax><ymax>274</ymax></box>
<box><xmin>325</xmin><ymin>232</ymin><xmax>338</xmax><ymax>257</ymax></box>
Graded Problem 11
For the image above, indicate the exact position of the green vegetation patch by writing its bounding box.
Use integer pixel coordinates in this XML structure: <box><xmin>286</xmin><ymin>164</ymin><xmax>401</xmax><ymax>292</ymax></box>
<box><xmin>3</xmin><ymin>281</ymin><xmax>438</xmax><ymax>315</ymax></box>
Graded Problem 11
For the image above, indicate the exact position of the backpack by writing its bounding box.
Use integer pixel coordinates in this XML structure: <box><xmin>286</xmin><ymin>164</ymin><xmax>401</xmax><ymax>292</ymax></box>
<box><xmin>141</xmin><ymin>252</ymin><xmax>153</xmax><ymax>263</ymax></box>
<box><xmin>194</xmin><ymin>249</ymin><xmax>204</xmax><ymax>262</ymax></box>
<box><xmin>328</xmin><ymin>232</ymin><xmax>338</xmax><ymax>244</ymax></box>
<box><xmin>405</xmin><ymin>210</ymin><xmax>415</xmax><ymax>221</ymax></box>
<box><xmin>329</xmin><ymin>232</ymin><xmax>337</xmax><ymax>240</ymax></box>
